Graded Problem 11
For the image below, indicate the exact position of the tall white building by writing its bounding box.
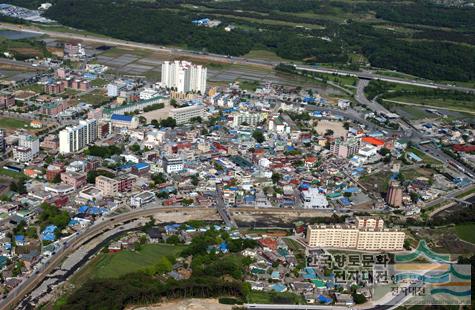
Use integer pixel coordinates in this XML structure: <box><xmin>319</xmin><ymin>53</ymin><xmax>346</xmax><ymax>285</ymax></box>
<box><xmin>19</xmin><ymin>134</ymin><xmax>39</xmax><ymax>155</ymax></box>
<box><xmin>59</xmin><ymin>119</ymin><xmax>98</xmax><ymax>154</ymax></box>
<box><xmin>13</xmin><ymin>134</ymin><xmax>40</xmax><ymax>162</ymax></box>
<box><xmin>161</xmin><ymin>61</ymin><xmax>207</xmax><ymax>94</ymax></box>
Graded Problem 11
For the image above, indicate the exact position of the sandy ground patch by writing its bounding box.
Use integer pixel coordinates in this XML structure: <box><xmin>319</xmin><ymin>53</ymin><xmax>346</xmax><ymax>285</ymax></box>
<box><xmin>315</xmin><ymin>119</ymin><xmax>348</xmax><ymax>137</ymax></box>
<box><xmin>141</xmin><ymin>101</ymin><xmax>172</xmax><ymax>122</ymax></box>
<box><xmin>129</xmin><ymin>298</ymin><xmax>235</xmax><ymax>310</ymax></box>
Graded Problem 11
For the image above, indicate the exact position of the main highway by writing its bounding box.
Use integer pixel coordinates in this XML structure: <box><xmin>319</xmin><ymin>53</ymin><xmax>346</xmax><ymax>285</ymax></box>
<box><xmin>1</xmin><ymin>22</ymin><xmax>475</xmax><ymax>94</ymax></box>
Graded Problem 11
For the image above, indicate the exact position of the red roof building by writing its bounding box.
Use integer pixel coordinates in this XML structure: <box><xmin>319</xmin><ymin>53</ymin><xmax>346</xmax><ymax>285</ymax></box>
<box><xmin>453</xmin><ymin>144</ymin><xmax>475</xmax><ymax>153</ymax></box>
<box><xmin>258</xmin><ymin>238</ymin><xmax>278</xmax><ymax>251</ymax></box>
<box><xmin>361</xmin><ymin>136</ymin><xmax>385</xmax><ymax>147</ymax></box>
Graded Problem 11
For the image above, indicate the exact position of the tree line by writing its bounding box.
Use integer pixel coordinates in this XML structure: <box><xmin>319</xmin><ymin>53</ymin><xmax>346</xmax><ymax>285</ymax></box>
<box><xmin>62</xmin><ymin>273</ymin><xmax>247</xmax><ymax>309</ymax></box>
<box><xmin>3</xmin><ymin>0</ymin><xmax>468</xmax><ymax>81</ymax></box>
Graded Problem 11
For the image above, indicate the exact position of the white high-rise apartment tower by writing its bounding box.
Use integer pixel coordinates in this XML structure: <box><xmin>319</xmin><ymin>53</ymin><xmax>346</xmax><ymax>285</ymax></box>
<box><xmin>59</xmin><ymin>119</ymin><xmax>98</xmax><ymax>154</ymax></box>
<box><xmin>161</xmin><ymin>60</ymin><xmax>207</xmax><ymax>94</ymax></box>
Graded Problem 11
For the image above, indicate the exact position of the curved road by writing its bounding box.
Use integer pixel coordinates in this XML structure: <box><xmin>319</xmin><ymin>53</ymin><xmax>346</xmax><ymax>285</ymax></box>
<box><xmin>0</xmin><ymin>206</ymin><xmax>212</xmax><ymax>310</ymax></box>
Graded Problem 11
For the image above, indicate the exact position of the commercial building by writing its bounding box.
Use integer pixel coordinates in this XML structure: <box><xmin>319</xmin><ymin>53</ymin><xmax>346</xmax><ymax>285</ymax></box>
<box><xmin>306</xmin><ymin>217</ymin><xmax>405</xmax><ymax>251</ymax></box>
<box><xmin>163</xmin><ymin>156</ymin><xmax>184</xmax><ymax>174</ymax></box>
<box><xmin>301</xmin><ymin>187</ymin><xmax>329</xmax><ymax>209</ymax></box>
<box><xmin>130</xmin><ymin>191</ymin><xmax>156</xmax><ymax>207</ymax></box>
<box><xmin>95</xmin><ymin>174</ymin><xmax>137</xmax><ymax>197</ymax></box>
<box><xmin>161</xmin><ymin>60</ymin><xmax>207</xmax><ymax>93</ymax></box>
<box><xmin>169</xmin><ymin>105</ymin><xmax>205</xmax><ymax>125</ymax></box>
<box><xmin>330</xmin><ymin>138</ymin><xmax>360</xmax><ymax>158</ymax></box>
<box><xmin>59</xmin><ymin>119</ymin><xmax>98</xmax><ymax>154</ymax></box>
<box><xmin>386</xmin><ymin>181</ymin><xmax>403</xmax><ymax>207</ymax></box>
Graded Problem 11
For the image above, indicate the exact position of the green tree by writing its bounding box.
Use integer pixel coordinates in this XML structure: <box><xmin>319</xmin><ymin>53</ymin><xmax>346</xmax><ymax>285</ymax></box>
<box><xmin>51</xmin><ymin>174</ymin><xmax>61</xmax><ymax>184</ymax></box>
<box><xmin>252</xmin><ymin>130</ymin><xmax>265</xmax><ymax>143</ymax></box>
<box><xmin>166</xmin><ymin>235</ymin><xmax>181</xmax><ymax>245</ymax></box>
<box><xmin>271</xmin><ymin>173</ymin><xmax>281</xmax><ymax>184</ymax></box>
<box><xmin>160</xmin><ymin>117</ymin><xmax>177</xmax><ymax>128</ymax></box>
<box><xmin>352</xmin><ymin>292</ymin><xmax>367</xmax><ymax>304</ymax></box>
<box><xmin>130</xmin><ymin>143</ymin><xmax>141</xmax><ymax>153</ymax></box>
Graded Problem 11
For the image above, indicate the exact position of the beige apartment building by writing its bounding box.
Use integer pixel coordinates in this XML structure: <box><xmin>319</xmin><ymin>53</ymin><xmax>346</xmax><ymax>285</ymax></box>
<box><xmin>95</xmin><ymin>174</ymin><xmax>136</xmax><ymax>197</ymax></box>
<box><xmin>306</xmin><ymin>217</ymin><xmax>405</xmax><ymax>251</ymax></box>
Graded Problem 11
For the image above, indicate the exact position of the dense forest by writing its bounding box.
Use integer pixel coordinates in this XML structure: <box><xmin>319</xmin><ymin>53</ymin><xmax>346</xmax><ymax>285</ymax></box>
<box><xmin>3</xmin><ymin>0</ymin><xmax>475</xmax><ymax>81</ymax></box>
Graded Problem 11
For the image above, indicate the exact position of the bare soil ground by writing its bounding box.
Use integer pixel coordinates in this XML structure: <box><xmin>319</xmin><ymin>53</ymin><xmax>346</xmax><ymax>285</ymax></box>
<box><xmin>128</xmin><ymin>298</ymin><xmax>235</xmax><ymax>310</ymax></box>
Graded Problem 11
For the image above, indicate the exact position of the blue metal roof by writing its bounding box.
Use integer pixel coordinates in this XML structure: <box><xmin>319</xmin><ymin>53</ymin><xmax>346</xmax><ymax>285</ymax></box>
<box><xmin>111</xmin><ymin>114</ymin><xmax>133</xmax><ymax>122</ymax></box>
<box><xmin>134</xmin><ymin>162</ymin><xmax>149</xmax><ymax>170</ymax></box>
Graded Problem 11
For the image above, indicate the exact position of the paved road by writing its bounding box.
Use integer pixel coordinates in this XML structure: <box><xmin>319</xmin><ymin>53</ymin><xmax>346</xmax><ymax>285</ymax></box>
<box><xmin>1</xmin><ymin>22</ymin><xmax>475</xmax><ymax>94</ymax></box>
<box><xmin>245</xmin><ymin>304</ymin><xmax>349</xmax><ymax>309</ymax></box>
<box><xmin>0</xmin><ymin>206</ymin><xmax>212</xmax><ymax>310</ymax></box>
<box><xmin>295</xmin><ymin>65</ymin><xmax>475</xmax><ymax>94</ymax></box>
<box><xmin>216</xmin><ymin>184</ymin><xmax>238</xmax><ymax>228</ymax></box>
<box><xmin>355</xmin><ymin>79</ymin><xmax>391</xmax><ymax>115</ymax></box>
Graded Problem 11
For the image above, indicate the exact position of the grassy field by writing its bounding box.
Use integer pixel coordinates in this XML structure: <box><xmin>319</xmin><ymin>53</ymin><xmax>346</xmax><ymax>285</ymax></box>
<box><xmin>454</xmin><ymin>223</ymin><xmax>475</xmax><ymax>244</ymax></box>
<box><xmin>359</xmin><ymin>170</ymin><xmax>392</xmax><ymax>192</ymax></box>
<box><xmin>399</xmin><ymin>167</ymin><xmax>433</xmax><ymax>180</ymax></box>
<box><xmin>0</xmin><ymin>117</ymin><xmax>30</xmax><ymax>129</ymax></box>
<box><xmin>18</xmin><ymin>83</ymin><xmax>44</xmax><ymax>94</ymax></box>
<box><xmin>237</xmin><ymin>79</ymin><xmax>260</xmax><ymax>92</ymax></box>
<box><xmin>283</xmin><ymin>238</ymin><xmax>306</xmax><ymax>266</ymax></box>
<box><xmin>247</xmin><ymin>291</ymin><xmax>305</xmax><ymax>304</ymax></box>
<box><xmin>198</xmin><ymin>13</ymin><xmax>325</xmax><ymax>30</ymax></box>
<box><xmin>79</xmin><ymin>90</ymin><xmax>109</xmax><ymax>107</ymax></box>
<box><xmin>90</xmin><ymin>78</ymin><xmax>108</xmax><ymax>88</ymax></box>
<box><xmin>244</xmin><ymin>49</ymin><xmax>286</xmax><ymax>62</ymax></box>
<box><xmin>76</xmin><ymin>244</ymin><xmax>186</xmax><ymax>281</ymax></box>
<box><xmin>0</xmin><ymin>168</ymin><xmax>26</xmax><ymax>179</ymax></box>
<box><xmin>381</xmin><ymin>102</ymin><xmax>432</xmax><ymax>120</ymax></box>
<box><xmin>383</xmin><ymin>98</ymin><xmax>475</xmax><ymax>114</ymax></box>
<box><xmin>455</xmin><ymin>187</ymin><xmax>475</xmax><ymax>199</ymax></box>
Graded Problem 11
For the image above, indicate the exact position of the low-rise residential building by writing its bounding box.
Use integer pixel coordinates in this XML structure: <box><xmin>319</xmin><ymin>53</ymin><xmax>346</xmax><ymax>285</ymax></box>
<box><xmin>301</xmin><ymin>188</ymin><xmax>329</xmax><ymax>209</ymax></box>
<box><xmin>61</xmin><ymin>171</ymin><xmax>87</xmax><ymax>189</ymax></box>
